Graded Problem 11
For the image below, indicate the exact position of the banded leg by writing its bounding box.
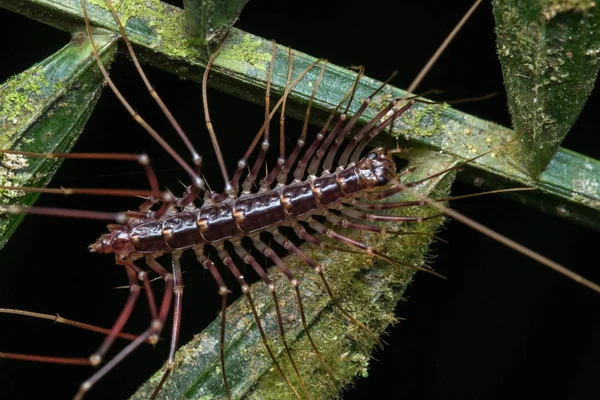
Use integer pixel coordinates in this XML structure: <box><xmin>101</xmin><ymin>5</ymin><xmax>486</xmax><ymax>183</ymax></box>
<box><xmin>322</xmin><ymin>71</ymin><xmax>398</xmax><ymax>172</ymax></box>
<box><xmin>305</xmin><ymin>67</ymin><xmax>365</xmax><ymax>176</ymax></box>
<box><xmin>340</xmin><ymin>205</ymin><xmax>443</xmax><ymax>224</ymax></box>
<box><xmin>74</xmin><ymin>259</ymin><xmax>175</xmax><ymax>400</ymax></box>
<box><xmin>217</xmin><ymin>246</ymin><xmax>302</xmax><ymax>400</ymax></box>
<box><xmin>273</xmin><ymin>61</ymin><xmax>328</xmax><ymax>186</ymax></box>
<box><xmin>88</xmin><ymin>259</ymin><xmax>159</xmax><ymax>367</ymax></box>
<box><xmin>229</xmin><ymin>56</ymin><xmax>324</xmax><ymax>193</ymax></box>
<box><xmin>273</xmin><ymin>229</ymin><xmax>374</xmax><ymax>379</ymax></box>
<box><xmin>233</xmin><ymin>245</ymin><xmax>312</xmax><ymax>399</ymax></box>
<box><xmin>349</xmin><ymin>100</ymin><xmax>416</xmax><ymax>164</ymax></box>
<box><xmin>291</xmin><ymin>224</ymin><xmax>384</xmax><ymax>346</ymax></box>
<box><xmin>145</xmin><ymin>255</ymin><xmax>181</xmax><ymax>400</ymax></box>
<box><xmin>242</xmin><ymin>42</ymin><xmax>278</xmax><ymax>194</ymax></box>
<box><xmin>195</xmin><ymin>251</ymin><xmax>232</xmax><ymax>400</ymax></box>
<box><xmin>292</xmin><ymin>74</ymin><xmax>356</xmax><ymax>181</ymax></box>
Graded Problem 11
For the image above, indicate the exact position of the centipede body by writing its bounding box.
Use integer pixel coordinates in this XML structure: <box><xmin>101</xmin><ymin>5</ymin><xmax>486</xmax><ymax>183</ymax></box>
<box><xmin>1</xmin><ymin>0</ymin><xmax>600</xmax><ymax>399</ymax></box>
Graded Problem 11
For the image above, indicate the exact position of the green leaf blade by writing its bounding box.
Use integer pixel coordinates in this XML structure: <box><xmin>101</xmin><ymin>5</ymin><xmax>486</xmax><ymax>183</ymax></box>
<box><xmin>493</xmin><ymin>0</ymin><xmax>600</xmax><ymax>176</ymax></box>
<box><xmin>0</xmin><ymin>30</ymin><xmax>118</xmax><ymax>250</ymax></box>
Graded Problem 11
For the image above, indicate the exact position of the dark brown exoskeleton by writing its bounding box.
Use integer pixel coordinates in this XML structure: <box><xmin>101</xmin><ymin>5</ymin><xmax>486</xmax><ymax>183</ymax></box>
<box><xmin>92</xmin><ymin>147</ymin><xmax>397</xmax><ymax>259</ymax></box>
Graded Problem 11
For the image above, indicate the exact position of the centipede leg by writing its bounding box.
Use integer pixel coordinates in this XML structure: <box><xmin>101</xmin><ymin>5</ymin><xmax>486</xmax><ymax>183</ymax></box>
<box><xmin>305</xmin><ymin>67</ymin><xmax>365</xmax><ymax>176</ymax></box>
<box><xmin>242</xmin><ymin>41</ymin><xmax>278</xmax><ymax>194</ymax></box>
<box><xmin>308</xmin><ymin>218</ymin><xmax>440</xmax><ymax>278</ymax></box>
<box><xmin>74</xmin><ymin>260</ymin><xmax>174</xmax><ymax>400</ymax></box>
<box><xmin>218</xmin><ymin>246</ymin><xmax>302</xmax><ymax>400</ymax></box>
<box><xmin>273</xmin><ymin>61</ymin><xmax>328</xmax><ymax>186</ymax></box>
<box><xmin>234</xmin><ymin>244</ymin><xmax>311</xmax><ymax>400</ymax></box>
<box><xmin>257</xmin><ymin>237</ymin><xmax>350</xmax><ymax>393</ymax></box>
<box><xmin>87</xmin><ymin>261</ymin><xmax>143</xmax><ymax>367</ymax></box>
<box><xmin>260</xmin><ymin>46</ymin><xmax>294</xmax><ymax>189</ymax></box>
<box><xmin>271</xmin><ymin>230</ymin><xmax>346</xmax><ymax>384</ymax></box>
<box><xmin>291</xmin><ymin>224</ymin><xmax>384</xmax><ymax>347</ymax></box>
<box><xmin>196</xmin><ymin>251</ymin><xmax>232</xmax><ymax>400</ymax></box>
<box><xmin>145</xmin><ymin>254</ymin><xmax>181</xmax><ymax>400</ymax></box>
<box><xmin>340</xmin><ymin>206</ymin><xmax>443</xmax><ymax>223</ymax></box>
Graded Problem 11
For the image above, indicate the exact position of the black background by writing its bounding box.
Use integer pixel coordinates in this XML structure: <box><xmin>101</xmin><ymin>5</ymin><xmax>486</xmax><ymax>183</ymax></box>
<box><xmin>1</xmin><ymin>1</ymin><xmax>600</xmax><ymax>399</ymax></box>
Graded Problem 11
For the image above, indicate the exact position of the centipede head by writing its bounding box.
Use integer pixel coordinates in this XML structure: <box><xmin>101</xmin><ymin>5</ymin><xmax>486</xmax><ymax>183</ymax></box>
<box><xmin>89</xmin><ymin>226</ymin><xmax>134</xmax><ymax>256</ymax></box>
<box><xmin>356</xmin><ymin>147</ymin><xmax>396</xmax><ymax>188</ymax></box>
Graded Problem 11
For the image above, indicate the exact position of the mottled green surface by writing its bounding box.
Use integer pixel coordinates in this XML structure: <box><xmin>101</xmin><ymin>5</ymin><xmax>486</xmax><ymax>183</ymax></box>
<box><xmin>1</xmin><ymin>0</ymin><xmax>598</xmax><ymax>230</ymax></box>
<box><xmin>182</xmin><ymin>0</ymin><xmax>249</xmax><ymax>48</ymax></box>
<box><xmin>0</xmin><ymin>31</ymin><xmax>118</xmax><ymax>250</ymax></box>
<box><xmin>493</xmin><ymin>0</ymin><xmax>600</xmax><ymax>176</ymax></box>
<box><xmin>130</xmin><ymin>150</ymin><xmax>456</xmax><ymax>399</ymax></box>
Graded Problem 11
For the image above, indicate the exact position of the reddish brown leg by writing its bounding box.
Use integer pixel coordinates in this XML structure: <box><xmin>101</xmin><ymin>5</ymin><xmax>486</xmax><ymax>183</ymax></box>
<box><xmin>0</xmin><ymin>149</ymin><xmax>178</xmax><ymax>219</ymax></box>
<box><xmin>0</xmin><ymin>308</ymin><xmax>140</xmax><ymax>341</ymax></box>
<box><xmin>81</xmin><ymin>0</ymin><xmax>202</xmax><ymax>187</ymax></box>
<box><xmin>229</xmin><ymin>55</ymin><xmax>323</xmax><ymax>193</ymax></box>
<box><xmin>271</xmin><ymin>231</ymin><xmax>342</xmax><ymax>384</ymax></box>
<box><xmin>74</xmin><ymin>259</ymin><xmax>175</xmax><ymax>400</ymax></box>
<box><xmin>0</xmin><ymin>205</ymin><xmax>126</xmax><ymax>222</ymax></box>
<box><xmin>307</xmin><ymin>218</ymin><xmax>436</xmax><ymax>276</ymax></box>
<box><xmin>357</xmin><ymin>188</ymin><xmax>536</xmax><ymax>211</ymax></box>
<box><xmin>242</xmin><ymin>42</ymin><xmax>278</xmax><ymax>194</ymax></box>
<box><xmin>88</xmin><ymin>261</ymin><xmax>142</xmax><ymax>367</ymax></box>
<box><xmin>234</xmin><ymin>244</ymin><xmax>311</xmax><ymax>399</ymax></box>
<box><xmin>317</xmin><ymin>216</ymin><xmax>444</xmax><ymax>278</ymax></box>
<box><xmin>74</xmin><ymin>329</ymin><xmax>154</xmax><ymax>400</ymax></box>
<box><xmin>290</xmin><ymin>224</ymin><xmax>383</xmax><ymax>346</ymax></box>
<box><xmin>349</xmin><ymin>100</ymin><xmax>416</xmax><ymax>164</ymax></box>
<box><xmin>146</xmin><ymin>254</ymin><xmax>181</xmax><ymax>400</ymax></box>
<box><xmin>323</xmin><ymin>71</ymin><xmax>399</xmax><ymax>172</ymax></box>
<box><xmin>274</xmin><ymin>61</ymin><xmax>328</xmax><ymax>185</ymax></box>
<box><xmin>218</xmin><ymin>246</ymin><xmax>302</xmax><ymax>400</ymax></box>
<box><xmin>259</xmin><ymin>45</ymin><xmax>294</xmax><ymax>190</ymax></box>
<box><xmin>102</xmin><ymin>0</ymin><xmax>202</xmax><ymax>167</ymax></box>
<box><xmin>195</xmin><ymin>251</ymin><xmax>232</xmax><ymax>400</ymax></box>
<box><xmin>292</xmin><ymin>75</ymin><xmax>356</xmax><ymax>181</ymax></box>
<box><xmin>318</xmin><ymin>210</ymin><xmax>445</xmax><ymax>242</ymax></box>
<box><xmin>340</xmin><ymin>205</ymin><xmax>443</xmax><ymax>224</ymax></box>
<box><xmin>306</xmin><ymin>67</ymin><xmax>365</xmax><ymax>176</ymax></box>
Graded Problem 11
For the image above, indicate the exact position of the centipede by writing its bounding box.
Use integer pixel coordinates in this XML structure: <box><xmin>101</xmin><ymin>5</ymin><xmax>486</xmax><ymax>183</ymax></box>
<box><xmin>0</xmin><ymin>0</ymin><xmax>599</xmax><ymax>399</ymax></box>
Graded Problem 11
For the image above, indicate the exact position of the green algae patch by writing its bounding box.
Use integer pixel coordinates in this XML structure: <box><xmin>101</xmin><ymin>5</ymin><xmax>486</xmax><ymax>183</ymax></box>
<box><xmin>130</xmin><ymin>150</ymin><xmax>456</xmax><ymax>399</ymax></box>
<box><xmin>0</xmin><ymin>66</ymin><xmax>50</xmax><ymax>133</ymax></box>
<box><xmin>216</xmin><ymin>34</ymin><xmax>272</xmax><ymax>74</ymax></box>
<box><xmin>87</xmin><ymin>0</ymin><xmax>201</xmax><ymax>60</ymax></box>
<box><xmin>493</xmin><ymin>0</ymin><xmax>600</xmax><ymax>177</ymax></box>
<box><xmin>543</xmin><ymin>0</ymin><xmax>597</xmax><ymax>19</ymax></box>
<box><xmin>0</xmin><ymin>31</ymin><xmax>118</xmax><ymax>250</ymax></box>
